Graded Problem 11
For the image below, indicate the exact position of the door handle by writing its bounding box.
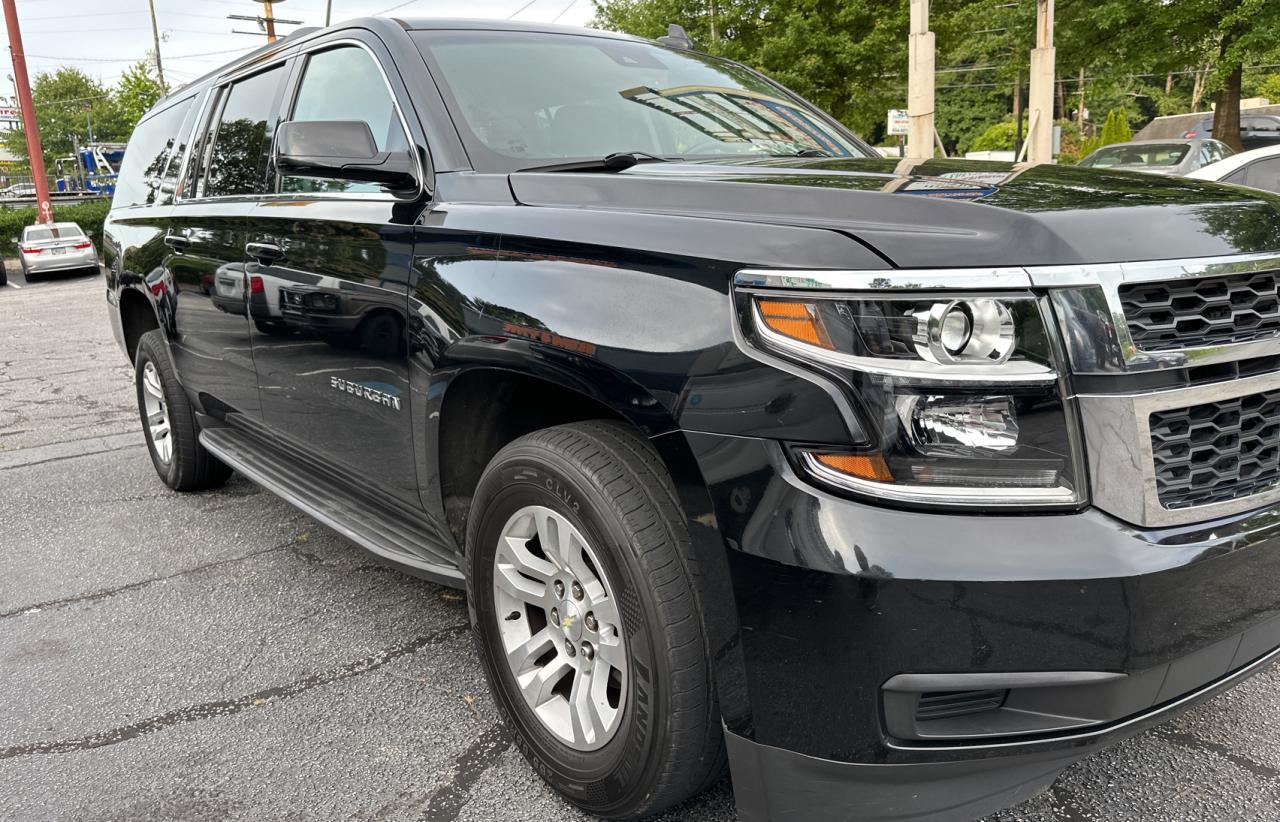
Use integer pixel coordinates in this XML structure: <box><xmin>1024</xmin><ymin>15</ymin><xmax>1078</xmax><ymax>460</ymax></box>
<box><xmin>245</xmin><ymin>242</ymin><xmax>284</xmax><ymax>264</ymax></box>
<box><xmin>163</xmin><ymin>232</ymin><xmax>191</xmax><ymax>252</ymax></box>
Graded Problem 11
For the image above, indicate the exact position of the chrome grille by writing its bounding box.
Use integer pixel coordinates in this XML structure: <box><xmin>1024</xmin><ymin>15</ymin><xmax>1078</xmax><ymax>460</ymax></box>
<box><xmin>1119</xmin><ymin>270</ymin><xmax>1280</xmax><ymax>352</ymax></box>
<box><xmin>1150</xmin><ymin>389</ymin><xmax>1280</xmax><ymax>509</ymax></box>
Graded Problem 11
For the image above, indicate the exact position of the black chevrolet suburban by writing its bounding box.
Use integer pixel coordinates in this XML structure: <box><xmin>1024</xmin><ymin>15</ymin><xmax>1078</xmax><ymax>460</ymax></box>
<box><xmin>104</xmin><ymin>17</ymin><xmax>1280</xmax><ymax>822</ymax></box>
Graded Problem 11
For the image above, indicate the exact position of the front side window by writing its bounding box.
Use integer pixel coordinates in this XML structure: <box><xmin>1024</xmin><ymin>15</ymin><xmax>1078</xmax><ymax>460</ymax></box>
<box><xmin>111</xmin><ymin>95</ymin><xmax>195</xmax><ymax>208</ymax></box>
<box><xmin>281</xmin><ymin>46</ymin><xmax>409</xmax><ymax>194</ymax></box>
<box><xmin>202</xmin><ymin>64</ymin><xmax>287</xmax><ymax>198</ymax></box>
<box><xmin>413</xmin><ymin>30</ymin><xmax>869</xmax><ymax>171</ymax></box>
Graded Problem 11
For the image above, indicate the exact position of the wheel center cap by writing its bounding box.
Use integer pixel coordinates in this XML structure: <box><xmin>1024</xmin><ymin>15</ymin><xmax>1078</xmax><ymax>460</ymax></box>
<box><xmin>558</xmin><ymin>600</ymin><xmax>584</xmax><ymax>641</ymax></box>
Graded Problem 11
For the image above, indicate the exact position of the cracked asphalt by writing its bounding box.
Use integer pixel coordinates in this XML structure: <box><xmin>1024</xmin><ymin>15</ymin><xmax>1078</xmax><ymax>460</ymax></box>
<box><xmin>3</xmin><ymin>268</ymin><xmax>1280</xmax><ymax>822</ymax></box>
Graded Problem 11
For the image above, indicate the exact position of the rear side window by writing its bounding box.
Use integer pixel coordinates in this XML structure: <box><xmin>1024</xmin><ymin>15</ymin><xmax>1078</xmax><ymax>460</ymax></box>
<box><xmin>111</xmin><ymin>95</ymin><xmax>195</xmax><ymax>209</ymax></box>
<box><xmin>201</xmin><ymin>64</ymin><xmax>287</xmax><ymax>198</ymax></box>
<box><xmin>1228</xmin><ymin>158</ymin><xmax>1280</xmax><ymax>193</ymax></box>
<box><xmin>281</xmin><ymin>46</ymin><xmax>409</xmax><ymax>194</ymax></box>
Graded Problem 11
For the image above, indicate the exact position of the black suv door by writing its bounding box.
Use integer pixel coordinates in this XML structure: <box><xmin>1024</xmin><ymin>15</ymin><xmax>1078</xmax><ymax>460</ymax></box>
<box><xmin>169</xmin><ymin>63</ymin><xmax>290</xmax><ymax>423</ymax></box>
<box><xmin>246</xmin><ymin>38</ymin><xmax>424</xmax><ymax>505</ymax></box>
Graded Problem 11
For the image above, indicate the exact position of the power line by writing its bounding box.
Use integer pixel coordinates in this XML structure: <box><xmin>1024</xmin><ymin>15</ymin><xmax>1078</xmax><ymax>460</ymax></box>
<box><xmin>507</xmin><ymin>0</ymin><xmax>541</xmax><ymax>19</ymax></box>
<box><xmin>551</xmin><ymin>0</ymin><xmax>578</xmax><ymax>23</ymax></box>
<box><xmin>15</xmin><ymin>9</ymin><xmax>228</xmax><ymax>22</ymax></box>
<box><xmin>375</xmin><ymin>0</ymin><xmax>421</xmax><ymax>14</ymax></box>
<box><xmin>23</xmin><ymin>45</ymin><xmax>252</xmax><ymax>65</ymax></box>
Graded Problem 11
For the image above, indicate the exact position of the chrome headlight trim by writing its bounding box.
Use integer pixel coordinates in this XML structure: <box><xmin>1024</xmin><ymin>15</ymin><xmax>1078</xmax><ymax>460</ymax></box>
<box><xmin>800</xmin><ymin>450</ymin><xmax>1081</xmax><ymax>507</ymax></box>
<box><xmin>740</xmin><ymin>252</ymin><xmax>1280</xmax><ymax>374</ymax></box>
<box><xmin>735</xmin><ymin>267</ymin><xmax>1033</xmax><ymax>291</ymax></box>
<box><xmin>748</xmin><ymin>299</ymin><xmax>1057</xmax><ymax>385</ymax></box>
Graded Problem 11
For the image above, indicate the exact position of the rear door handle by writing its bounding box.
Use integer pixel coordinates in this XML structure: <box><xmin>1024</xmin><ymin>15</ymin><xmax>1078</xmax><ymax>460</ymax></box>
<box><xmin>245</xmin><ymin>242</ymin><xmax>284</xmax><ymax>264</ymax></box>
<box><xmin>163</xmin><ymin>232</ymin><xmax>190</xmax><ymax>251</ymax></box>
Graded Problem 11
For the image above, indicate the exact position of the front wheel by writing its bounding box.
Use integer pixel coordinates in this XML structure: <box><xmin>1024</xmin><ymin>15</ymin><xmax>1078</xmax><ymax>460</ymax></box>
<box><xmin>134</xmin><ymin>329</ymin><xmax>231</xmax><ymax>491</ymax></box>
<box><xmin>466</xmin><ymin>421</ymin><xmax>724</xmax><ymax>819</ymax></box>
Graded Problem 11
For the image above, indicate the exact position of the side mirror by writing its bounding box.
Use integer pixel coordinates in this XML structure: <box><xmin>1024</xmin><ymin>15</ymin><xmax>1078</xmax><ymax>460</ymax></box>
<box><xmin>273</xmin><ymin>120</ymin><xmax>418</xmax><ymax>190</ymax></box>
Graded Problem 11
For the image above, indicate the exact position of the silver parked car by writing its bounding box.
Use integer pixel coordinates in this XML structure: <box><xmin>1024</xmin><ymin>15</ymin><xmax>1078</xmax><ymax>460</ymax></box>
<box><xmin>14</xmin><ymin>221</ymin><xmax>99</xmax><ymax>282</ymax></box>
<box><xmin>1185</xmin><ymin>144</ymin><xmax>1280</xmax><ymax>194</ymax></box>
<box><xmin>1077</xmin><ymin>137</ymin><xmax>1234</xmax><ymax>176</ymax></box>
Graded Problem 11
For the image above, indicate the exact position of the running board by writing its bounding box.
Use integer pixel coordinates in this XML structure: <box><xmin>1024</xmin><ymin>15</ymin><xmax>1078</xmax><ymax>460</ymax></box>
<box><xmin>199</xmin><ymin>426</ymin><xmax>464</xmax><ymax>588</ymax></box>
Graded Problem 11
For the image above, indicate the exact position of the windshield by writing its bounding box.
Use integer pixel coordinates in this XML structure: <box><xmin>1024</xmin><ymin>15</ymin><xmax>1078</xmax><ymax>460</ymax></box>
<box><xmin>412</xmin><ymin>30</ymin><xmax>871</xmax><ymax>170</ymax></box>
<box><xmin>1080</xmin><ymin>144</ymin><xmax>1189</xmax><ymax>168</ymax></box>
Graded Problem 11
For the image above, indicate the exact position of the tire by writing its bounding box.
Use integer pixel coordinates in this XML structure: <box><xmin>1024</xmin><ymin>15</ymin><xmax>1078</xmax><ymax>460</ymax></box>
<box><xmin>356</xmin><ymin>310</ymin><xmax>403</xmax><ymax>358</ymax></box>
<box><xmin>0</xmin><ymin>261</ymin><xmax>7</xmax><ymax>287</ymax></box>
<box><xmin>134</xmin><ymin>329</ymin><xmax>232</xmax><ymax>491</ymax></box>
<box><xmin>466</xmin><ymin>420</ymin><xmax>725</xmax><ymax>820</ymax></box>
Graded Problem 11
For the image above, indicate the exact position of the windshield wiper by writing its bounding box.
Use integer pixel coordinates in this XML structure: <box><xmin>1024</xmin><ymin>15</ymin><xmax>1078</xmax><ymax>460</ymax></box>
<box><xmin>517</xmin><ymin>152</ymin><xmax>679</xmax><ymax>173</ymax></box>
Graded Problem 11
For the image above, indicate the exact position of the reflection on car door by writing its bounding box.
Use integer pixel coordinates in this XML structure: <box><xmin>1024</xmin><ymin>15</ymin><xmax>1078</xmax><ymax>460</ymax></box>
<box><xmin>169</xmin><ymin>63</ymin><xmax>289</xmax><ymax>424</ymax></box>
<box><xmin>247</xmin><ymin>41</ymin><xmax>421</xmax><ymax>504</ymax></box>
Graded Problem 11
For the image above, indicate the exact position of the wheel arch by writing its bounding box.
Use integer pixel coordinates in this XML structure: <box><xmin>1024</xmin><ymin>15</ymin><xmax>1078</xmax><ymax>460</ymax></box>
<box><xmin>431</xmin><ymin>362</ymin><xmax>753</xmax><ymax>736</ymax></box>
<box><xmin>118</xmin><ymin>284</ymin><xmax>164</xmax><ymax>363</ymax></box>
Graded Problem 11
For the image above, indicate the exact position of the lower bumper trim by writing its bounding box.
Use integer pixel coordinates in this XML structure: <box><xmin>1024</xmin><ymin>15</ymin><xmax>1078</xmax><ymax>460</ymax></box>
<box><xmin>729</xmin><ymin>637</ymin><xmax>1280</xmax><ymax>821</ymax></box>
<box><xmin>727</xmin><ymin>731</ymin><xmax>1071</xmax><ymax>822</ymax></box>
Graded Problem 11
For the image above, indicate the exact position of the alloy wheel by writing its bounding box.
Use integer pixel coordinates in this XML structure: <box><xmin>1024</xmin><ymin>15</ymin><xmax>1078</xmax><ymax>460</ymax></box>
<box><xmin>141</xmin><ymin>360</ymin><xmax>173</xmax><ymax>464</ymax></box>
<box><xmin>492</xmin><ymin>504</ymin><xmax>627</xmax><ymax>751</ymax></box>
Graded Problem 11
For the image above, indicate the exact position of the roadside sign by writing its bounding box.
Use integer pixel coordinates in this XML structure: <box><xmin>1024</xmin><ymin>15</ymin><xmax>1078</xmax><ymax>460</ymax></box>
<box><xmin>887</xmin><ymin>109</ymin><xmax>909</xmax><ymax>136</ymax></box>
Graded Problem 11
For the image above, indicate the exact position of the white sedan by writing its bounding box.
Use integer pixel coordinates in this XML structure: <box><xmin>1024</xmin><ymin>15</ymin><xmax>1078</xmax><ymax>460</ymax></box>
<box><xmin>1186</xmin><ymin>144</ymin><xmax>1280</xmax><ymax>193</ymax></box>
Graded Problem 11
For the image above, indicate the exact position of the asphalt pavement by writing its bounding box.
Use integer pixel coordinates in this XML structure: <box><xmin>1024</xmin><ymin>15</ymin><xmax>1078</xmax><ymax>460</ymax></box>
<box><xmin>2</xmin><ymin>268</ymin><xmax>1280</xmax><ymax>822</ymax></box>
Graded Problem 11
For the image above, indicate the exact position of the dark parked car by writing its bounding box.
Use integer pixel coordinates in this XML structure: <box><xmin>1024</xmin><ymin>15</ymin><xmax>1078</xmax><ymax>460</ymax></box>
<box><xmin>104</xmin><ymin>18</ymin><xmax>1280</xmax><ymax>822</ymax></box>
<box><xmin>1185</xmin><ymin>113</ymin><xmax>1280</xmax><ymax>150</ymax></box>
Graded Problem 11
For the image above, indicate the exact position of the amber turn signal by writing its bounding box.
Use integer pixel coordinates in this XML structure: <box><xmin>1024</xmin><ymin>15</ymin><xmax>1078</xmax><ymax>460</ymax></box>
<box><xmin>756</xmin><ymin>299</ymin><xmax>834</xmax><ymax>350</ymax></box>
<box><xmin>811</xmin><ymin>452</ymin><xmax>894</xmax><ymax>482</ymax></box>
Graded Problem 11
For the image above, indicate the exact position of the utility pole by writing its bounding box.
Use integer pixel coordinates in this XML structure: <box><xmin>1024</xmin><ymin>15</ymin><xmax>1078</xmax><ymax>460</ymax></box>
<box><xmin>262</xmin><ymin>0</ymin><xmax>278</xmax><ymax>43</ymax></box>
<box><xmin>1012</xmin><ymin>72</ymin><xmax>1022</xmax><ymax>158</ymax></box>
<box><xmin>1</xmin><ymin>0</ymin><xmax>52</xmax><ymax>223</ymax></box>
<box><xmin>147</xmin><ymin>0</ymin><xmax>167</xmax><ymax>92</ymax></box>
<box><xmin>1026</xmin><ymin>0</ymin><xmax>1055</xmax><ymax>164</ymax></box>
<box><xmin>1076</xmin><ymin>66</ymin><xmax>1085</xmax><ymax>133</ymax></box>
<box><xmin>231</xmin><ymin>1</ymin><xmax>300</xmax><ymax>44</ymax></box>
<box><xmin>325</xmin><ymin>0</ymin><xmax>332</xmax><ymax>26</ymax></box>
<box><xmin>906</xmin><ymin>0</ymin><xmax>935</xmax><ymax>160</ymax></box>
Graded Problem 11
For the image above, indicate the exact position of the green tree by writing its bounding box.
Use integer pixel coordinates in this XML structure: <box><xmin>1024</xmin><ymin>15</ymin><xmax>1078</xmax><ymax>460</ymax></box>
<box><xmin>1251</xmin><ymin>74</ymin><xmax>1280</xmax><ymax>104</ymax></box>
<box><xmin>594</xmin><ymin>0</ymin><xmax>912</xmax><ymax>137</ymax></box>
<box><xmin>1056</xmin><ymin>0</ymin><xmax>1280</xmax><ymax>152</ymax></box>
<box><xmin>1099</xmin><ymin>108</ymin><xmax>1132</xmax><ymax>145</ymax></box>
<box><xmin>113</xmin><ymin>60</ymin><xmax>166</xmax><ymax>131</ymax></box>
<box><xmin>1</xmin><ymin>67</ymin><xmax>127</xmax><ymax>168</ymax></box>
<box><xmin>969</xmin><ymin>119</ymin><xmax>1022</xmax><ymax>152</ymax></box>
<box><xmin>593</xmin><ymin>0</ymin><xmax>1280</xmax><ymax>153</ymax></box>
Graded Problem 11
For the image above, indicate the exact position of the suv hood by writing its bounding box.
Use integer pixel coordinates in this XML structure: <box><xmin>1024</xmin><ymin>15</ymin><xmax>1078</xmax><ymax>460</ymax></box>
<box><xmin>509</xmin><ymin>157</ymin><xmax>1280</xmax><ymax>268</ymax></box>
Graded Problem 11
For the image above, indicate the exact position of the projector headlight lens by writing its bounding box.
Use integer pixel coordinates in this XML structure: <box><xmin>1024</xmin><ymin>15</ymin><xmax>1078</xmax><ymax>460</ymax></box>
<box><xmin>743</xmin><ymin>290</ymin><xmax>1083</xmax><ymax>507</ymax></box>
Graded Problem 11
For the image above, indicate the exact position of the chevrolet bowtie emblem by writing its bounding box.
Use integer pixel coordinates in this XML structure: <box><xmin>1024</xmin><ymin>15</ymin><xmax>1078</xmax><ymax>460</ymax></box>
<box><xmin>562</xmin><ymin>616</ymin><xmax>575</xmax><ymax>628</ymax></box>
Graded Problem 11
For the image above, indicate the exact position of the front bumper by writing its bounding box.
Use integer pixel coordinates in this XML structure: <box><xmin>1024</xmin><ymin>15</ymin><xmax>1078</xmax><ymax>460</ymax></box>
<box><xmin>686</xmin><ymin>431</ymin><xmax>1280</xmax><ymax>821</ymax></box>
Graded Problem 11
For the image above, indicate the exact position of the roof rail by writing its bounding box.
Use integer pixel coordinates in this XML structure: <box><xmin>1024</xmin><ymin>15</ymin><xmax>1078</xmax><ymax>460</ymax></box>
<box><xmin>656</xmin><ymin>24</ymin><xmax>693</xmax><ymax>50</ymax></box>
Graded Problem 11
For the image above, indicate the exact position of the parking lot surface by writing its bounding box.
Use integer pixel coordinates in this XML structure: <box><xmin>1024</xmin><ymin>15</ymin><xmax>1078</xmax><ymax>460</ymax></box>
<box><xmin>3</xmin><ymin>269</ymin><xmax>1280</xmax><ymax>822</ymax></box>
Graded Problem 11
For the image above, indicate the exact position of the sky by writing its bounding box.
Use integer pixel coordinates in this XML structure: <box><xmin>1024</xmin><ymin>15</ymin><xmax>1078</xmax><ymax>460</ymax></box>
<box><xmin>0</xmin><ymin>0</ymin><xmax>598</xmax><ymax>92</ymax></box>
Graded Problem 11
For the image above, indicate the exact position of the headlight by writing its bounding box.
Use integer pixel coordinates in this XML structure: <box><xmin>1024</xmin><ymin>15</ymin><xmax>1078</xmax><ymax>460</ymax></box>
<box><xmin>745</xmin><ymin>292</ymin><xmax>1084</xmax><ymax>508</ymax></box>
